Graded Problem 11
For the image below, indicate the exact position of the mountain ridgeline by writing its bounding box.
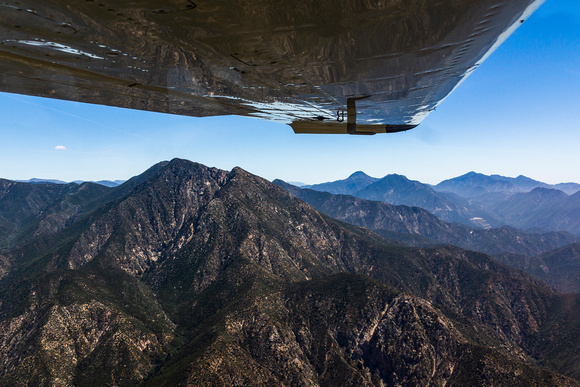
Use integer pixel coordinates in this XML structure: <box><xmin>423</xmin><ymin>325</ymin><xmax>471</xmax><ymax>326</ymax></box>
<box><xmin>435</xmin><ymin>171</ymin><xmax>580</xmax><ymax>197</ymax></box>
<box><xmin>304</xmin><ymin>172</ymin><xmax>502</xmax><ymax>228</ymax></box>
<box><xmin>1</xmin><ymin>159</ymin><xmax>580</xmax><ymax>386</ymax></box>
<box><xmin>302</xmin><ymin>171</ymin><xmax>580</xmax><ymax>234</ymax></box>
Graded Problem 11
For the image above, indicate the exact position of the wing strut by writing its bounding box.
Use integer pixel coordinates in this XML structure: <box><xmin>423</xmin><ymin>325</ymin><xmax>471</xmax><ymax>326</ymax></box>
<box><xmin>346</xmin><ymin>97</ymin><xmax>375</xmax><ymax>135</ymax></box>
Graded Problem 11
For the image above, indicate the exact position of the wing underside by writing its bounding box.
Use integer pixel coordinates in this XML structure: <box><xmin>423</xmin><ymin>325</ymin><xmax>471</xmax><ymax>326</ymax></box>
<box><xmin>0</xmin><ymin>0</ymin><xmax>544</xmax><ymax>133</ymax></box>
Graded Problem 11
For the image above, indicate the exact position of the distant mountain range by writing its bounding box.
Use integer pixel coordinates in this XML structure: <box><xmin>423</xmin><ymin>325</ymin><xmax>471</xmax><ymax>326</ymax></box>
<box><xmin>2</xmin><ymin>160</ymin><xmax>580</xmax><ymax>385</ymax></box>
<box><xmin>434</xmin><ymin>171</ymin><xmax>580</xmax><ymax>196</ymax></box>
<box><xmin>14</xmin><ymin>178</ymin><xmax>125</xmax><ymax>187</ymax></box>
<box><xmin>275</xmin><ymin>180</ymin><xmax>580</xmax><ymax>293</ymax></box>
<box><xmin>299</xmin><ymin>171</ymin><xmax>580</xmax><ymax>234</ymax></box>
<box><xmin>306</xmin><ymin>172</ymin><xmax>503</xmax><ymax>228</ymax></box>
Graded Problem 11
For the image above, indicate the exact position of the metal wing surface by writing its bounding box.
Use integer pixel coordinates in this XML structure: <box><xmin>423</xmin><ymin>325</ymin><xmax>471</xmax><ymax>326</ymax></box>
<box><xmin>0</xmin><ymin>0</ymin><xmax>543</xmax><ymax>134</ymax></box>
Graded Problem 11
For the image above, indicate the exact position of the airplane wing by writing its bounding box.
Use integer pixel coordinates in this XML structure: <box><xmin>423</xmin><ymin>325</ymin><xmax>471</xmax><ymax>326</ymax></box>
<box><xmin>0</xmin><ymin>0</ymin><xmax>544</xmax><ymax>134</ymax></box>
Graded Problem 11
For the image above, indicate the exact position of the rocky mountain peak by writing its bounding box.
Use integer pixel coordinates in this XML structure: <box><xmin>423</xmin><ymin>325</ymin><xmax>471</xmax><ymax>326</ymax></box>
<box><xmin>302</xmin><ymin>170</ymin><xmax>379</xmax><ymax>195</ymax></box>
<box><xmin>348</xmin><ymin>170</ymin><xmax>372</xmax><ymax>179</ymax></box>
<box><xmin>382</xmin><ymin>173</ymin><xmax>416</xmax><ymax>184</ymax></box>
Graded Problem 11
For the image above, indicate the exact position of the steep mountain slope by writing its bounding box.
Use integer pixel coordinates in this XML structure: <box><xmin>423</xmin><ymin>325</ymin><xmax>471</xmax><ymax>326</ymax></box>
<box><xmin>1</xmin><ymin>159</ymin><xmax>580</xmax><ymax>386</ymax></box>
<box><xmin>0</xmin><ymin>179</ymin><xmax>111</xmax><ymax>253</ymax></box>
<box><xmin>0</xmin><ymin>162</ymin><xmax>168</xmax><ymax>280</ymax></box>
<box><xmin>302</xmin><ymin>171</ymin><xmax>379</xmax><ymax>195</ymax></box>
<box><xmin>0</xmin><ymin>267</ymin><xmax>177</xmax><ymax>386</ymax></box>
<box><xmin>0</xmin><ymin>178</ymin><xmax>78</xmax><ymax>246</ymax></box>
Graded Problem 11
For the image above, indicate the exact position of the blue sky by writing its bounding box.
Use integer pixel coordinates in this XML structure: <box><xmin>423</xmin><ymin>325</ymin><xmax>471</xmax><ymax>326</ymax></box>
<box><xmin>0</xmin><ymin>0</ymin><xmax>578</xmax><ymax>185</ymax></box>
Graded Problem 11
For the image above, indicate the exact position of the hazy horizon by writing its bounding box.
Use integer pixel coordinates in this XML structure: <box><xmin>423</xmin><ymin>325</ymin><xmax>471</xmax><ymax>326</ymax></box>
<box><xmin>5</xmin><ymin>159</ymin><xmax>580</xmax><ymax>188</ymax></box>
